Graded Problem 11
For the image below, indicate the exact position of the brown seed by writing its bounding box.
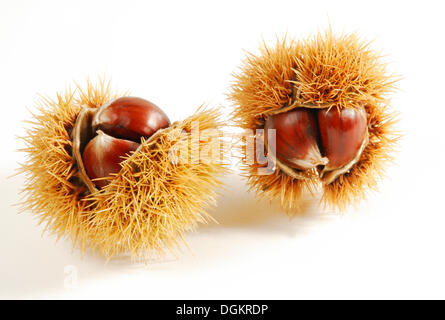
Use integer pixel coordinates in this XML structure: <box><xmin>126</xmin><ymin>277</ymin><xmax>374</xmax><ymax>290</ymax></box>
<box><xmin>264</xmin><ymin>105</ymin><xmax>368</xmax><ymax>184</ymax></box>
<box><xmin>318</xmin><ymin>106</ymin><xmax>368</xmax><ymax>171</ymax></box>
<box><xmin>264</xmin><ymin>108</ymin><xmax>327</xmax><ymax>170</ymax></box>
<box><xmin>82</xmin><ymin>130</ymin><xmax>140</xmax><ymax>188</ymax></box>
<box><xmin>93</xmin><ymin>96</ymin><xmax>171</xmax><ymax>142</ymax></box>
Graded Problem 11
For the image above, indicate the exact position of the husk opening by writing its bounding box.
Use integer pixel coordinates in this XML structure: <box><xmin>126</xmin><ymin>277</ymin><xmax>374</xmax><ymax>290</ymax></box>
<box><xmin>19</xmin><ymin>79</ymin><xmax>227</xmax><ymax>259</ymax></box>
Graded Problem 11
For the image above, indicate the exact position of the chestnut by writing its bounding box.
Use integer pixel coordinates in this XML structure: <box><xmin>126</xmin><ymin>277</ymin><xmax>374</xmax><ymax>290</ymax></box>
<box><xmin>93</xmin><ymin>97</ymin><xmax>170</xmax><ymax>142</ymax></box>
<box><xmin>229</xmin><ymin>31</ymin><xmax>398</xmax><ymax>212</ymax></box>
<box><xmin>82</xmin><ymin>131</ymin><xmax>140</xmax><ymax>188</ymax></box>
<box><xmin>21</xmin><ymin>79</ymin><xmax>229</xmax><ymax>259</ymax></box>
<box><xmin>72</xmin><ymin>96</ymin><xmax>171</xmax><ymax>190</ymax></box>
<box><xmin>265</xmin><ymin>105</ymin><xmax>368</xmax><ymax>184</ymax></box>
<box><xmin>264</xmin><ymin>108</ymin><xmax>327</xmax><ymax>171</ymax></box>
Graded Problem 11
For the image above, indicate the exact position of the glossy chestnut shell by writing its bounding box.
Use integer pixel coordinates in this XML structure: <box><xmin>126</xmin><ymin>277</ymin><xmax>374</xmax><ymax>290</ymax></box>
<box><xmin>72</xmin><ymin>97</ymin><xmax>171</xmax><ymax>191</ymax></box>
<box><xmin>265</xmin><ymin>105</ymin><xmax>368</xmax><ymax>184</ymax></box>
<box><xmin>93</xmin><ymin>97</ymin><xmax>170</xmax><ymax>142</ymax></box>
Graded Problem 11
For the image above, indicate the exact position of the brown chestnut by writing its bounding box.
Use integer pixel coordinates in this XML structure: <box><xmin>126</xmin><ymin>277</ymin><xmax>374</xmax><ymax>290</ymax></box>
<box><xmin>72</xmin><ymin>97</ymin><xmax>171</xmax><ymax>191</ymax></box>
<box><xmin>83</xmin><ymin>131</ymin><xmax>140</xmax><ymax>188</ymax></box>
<box><xmin>265</xmin><ymin>109</ymin><xmax>327</xmax><ymax>170</ymax></box>
<box><xmin>264</xmin><ymin>105</ymin><xmax>368</xmax><ymax>184</ymax></box>
<box><xmin>93</xmin><ymin>96</ymin><xmax>171</xmax><ymax>142</ymax></box>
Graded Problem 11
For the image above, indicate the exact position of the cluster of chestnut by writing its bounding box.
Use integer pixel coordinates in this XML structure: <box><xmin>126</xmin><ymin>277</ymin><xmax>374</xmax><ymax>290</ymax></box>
<box><xmin>74</xmin><ymin>97</ymin><xmax>368</xmax><ymax>190</ymax></box>
<box><xmin>265</xmin><ymin>105</ymin><xmax>368</xmax><ymax>184</ymax></box>
<box><xmin>72</xmin><ymin>97</ymin><xmax>171</xmax><ymax>190</ymax></box>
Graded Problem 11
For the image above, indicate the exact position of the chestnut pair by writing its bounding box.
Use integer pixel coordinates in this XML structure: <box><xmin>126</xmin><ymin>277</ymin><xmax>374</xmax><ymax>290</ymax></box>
<box><xmin>72</xmin><ymin>97</ymin><xmax>170</xmax><ymax>191</ymax></box>
<box><xmin>20</xmin><ymin>30</ymin><xmax>397</xmax><ymax>259</ymax></box>
<box><xmin>265</xmin><ymin>106</ymin><xmax>368</xmax><ymax>186</ymax></box>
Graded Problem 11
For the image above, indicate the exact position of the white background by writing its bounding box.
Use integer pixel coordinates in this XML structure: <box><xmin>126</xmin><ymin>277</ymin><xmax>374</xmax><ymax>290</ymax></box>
<box><xmin>1</xmin><ymin>0</ymin><xmax>445</xmax><ymax>299</ymax></box>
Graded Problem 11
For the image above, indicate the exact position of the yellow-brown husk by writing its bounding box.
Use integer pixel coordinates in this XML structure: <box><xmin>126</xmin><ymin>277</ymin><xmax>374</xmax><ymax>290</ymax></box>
<box><xmin>19</xmin><ymin>79</ymin><xmax>227</xmax><ymax>259</ymax></box>
<box><xmin>229</xmin><ymin>30</ymin><xmax>399</xmax><ymax>213</ymax></box>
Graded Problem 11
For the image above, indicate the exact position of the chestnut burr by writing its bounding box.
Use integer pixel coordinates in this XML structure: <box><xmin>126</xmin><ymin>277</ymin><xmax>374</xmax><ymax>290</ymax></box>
<box><xmin>230</xmin><ymin>30</ymin><xmax>398</xmax><ymax>212</ymax></box>
<box><xmin>20</xmin><ymin>79</ymin><xmax>227</xmax><ymax>259</ymax></box>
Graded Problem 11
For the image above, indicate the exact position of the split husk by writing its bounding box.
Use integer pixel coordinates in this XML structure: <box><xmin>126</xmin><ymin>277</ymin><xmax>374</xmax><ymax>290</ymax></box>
<box><xmin>19</xmin><ymin>79</ymin><xmax>227</xmax><ymax>260</ymax></box>
<box><xmin>229</xmin><ymin>30</ymin><xmax>399</xmax><ymax>213</ymax></box>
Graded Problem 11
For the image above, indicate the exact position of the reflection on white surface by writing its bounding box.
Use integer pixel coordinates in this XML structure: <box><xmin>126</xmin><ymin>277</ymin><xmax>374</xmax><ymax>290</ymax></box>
<box><xmin>3</xmin><ymin>143</ymin><xmax>445</xmax><ymax>299</ymax></box>
<box><xmin>0</xmin><ymin>172</ymin><xmax>332</xmax><ymax>299</ymax></box>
